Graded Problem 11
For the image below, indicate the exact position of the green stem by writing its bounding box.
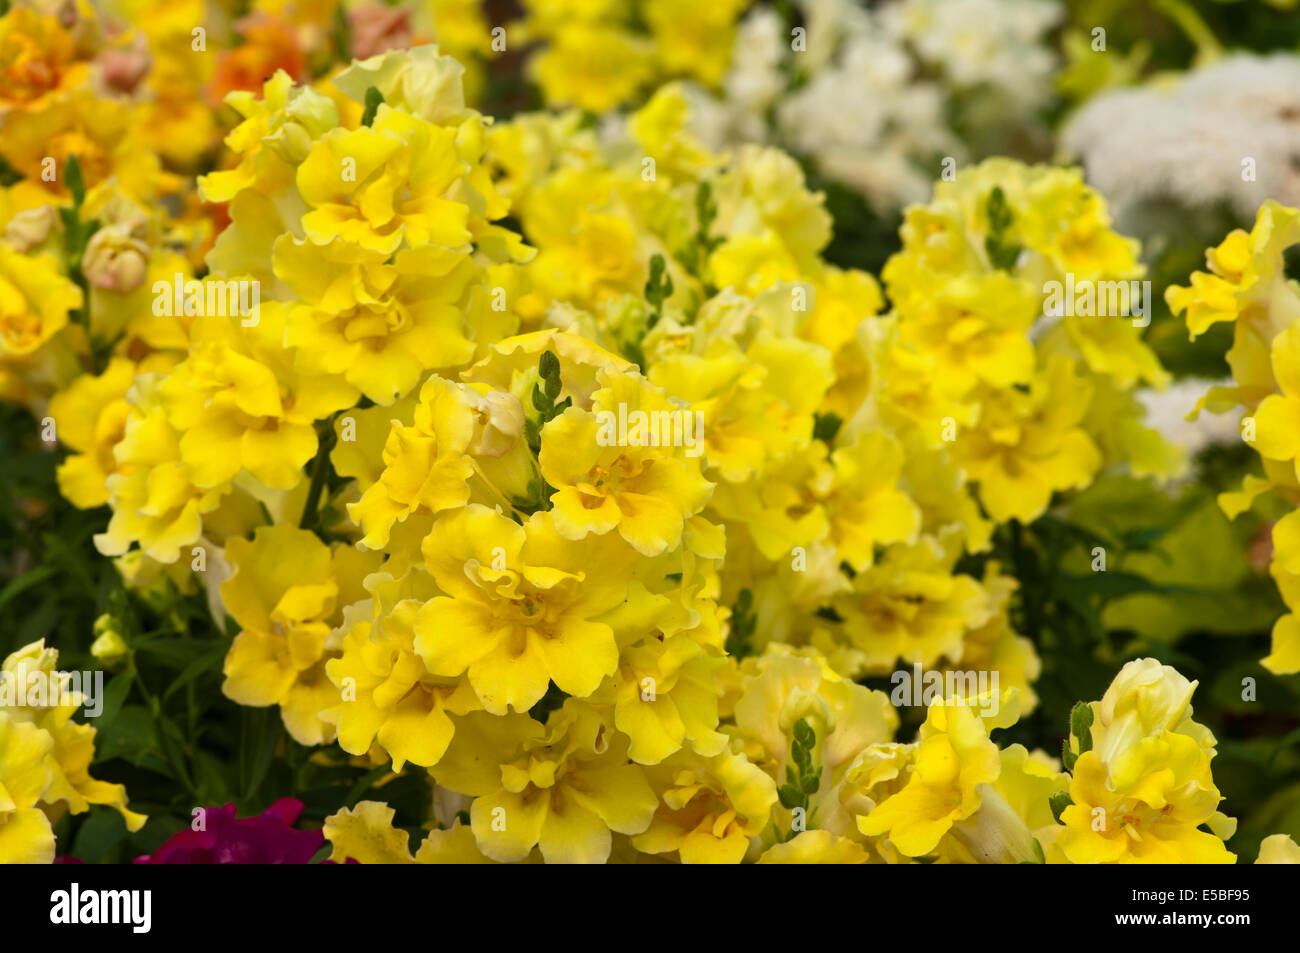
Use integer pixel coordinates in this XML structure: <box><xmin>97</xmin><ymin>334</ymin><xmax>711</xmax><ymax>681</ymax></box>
<box><xmin>128</xmin><ymin>651</ymin><xmax>196</xmax><ymax>800</ymax></box>
<box><xmin>1151</xmin><ymin>0</ymin><xmax>1221</xmax><ymax>65</ymax></box>
<box><xmin>300</xmin><ymin>416</ymin><xmax>339</xmax><ymax>532</ymax></box>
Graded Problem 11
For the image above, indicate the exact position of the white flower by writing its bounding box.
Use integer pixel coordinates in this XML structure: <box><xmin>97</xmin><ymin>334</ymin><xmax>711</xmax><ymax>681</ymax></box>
<box><xmin>685</xmin><ymin>0</ymin><xmax>1060</xmax><ymax>212</ymax></box>
<box><xmin>1062</xmin><ymin>54</ymin><xmax>1300</xmax><ymax>224</ymax></box>
<box><xmin>1137</xmin><ymin>377</ymin><xmax>1242</xmax><ymax>460</ymax></box>
<box><xmin>884</xmin><ymin>0</ymin><xmax>1061</xmax><ymax>107</ymax></box>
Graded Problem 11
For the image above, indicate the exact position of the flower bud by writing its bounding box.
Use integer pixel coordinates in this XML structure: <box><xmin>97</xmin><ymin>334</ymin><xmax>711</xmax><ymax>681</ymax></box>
<box><xmin>265</xmin><ymin>87</ymin><xmax>340</xmax><ymax>164</ymax></box>
<box><xmin>91</xmin><ymin>627</ymin><xmax>128</xmax><ymax>669</ymax></box>
<box><xmin>99</xmin><ymin>40</ymin><xmax>151</xmax><ymax>94</ymax></box>
<box><xmin>82</xmin><ymin>224</ymin><xmax>151</xmax><ymax>293</ymax></box>
<box><xmin>468</xmin><ymin>391</ymin><xmax>524</xmax><ymax>458</ymax></box>
<box><xmin>4</xmin><ymin>205</ymin><xmax>59</xmax><ymax>252</ymax></box>
<box><xmin>949</xmin><ymin>784</ymin><xmax>1040</xmax><ymax>864</ymax></box>
<box><xmin>1093</xmin><ymin>657</ymin><xmax>1197</xmax><ymax>765</ymax></box>
<box><xmin>347</xmin><ymin>2</ymin><xmax>413</xmax><ymax>60</ymax></box>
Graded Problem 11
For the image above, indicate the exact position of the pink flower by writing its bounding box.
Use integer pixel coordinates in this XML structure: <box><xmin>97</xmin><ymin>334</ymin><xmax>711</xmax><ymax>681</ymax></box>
<box><xmin>134</xmin><ymin>799</ymin><xmax>325</xmax><ymax>864</ymax></box>
<box><xmin>347</xmin><ymin>2</ymin><xmax>413</xmax><ymax>59</ymax></box>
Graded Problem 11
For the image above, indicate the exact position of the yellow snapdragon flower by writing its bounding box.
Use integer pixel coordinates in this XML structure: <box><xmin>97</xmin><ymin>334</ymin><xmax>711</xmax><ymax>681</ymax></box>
<box><xmin>732</xmin><ymin>647</ymin><xmax>897</xmax><ymax>845</ymax></box>
<box><xmin>1055</xmin><ymin>659</ymin><xmax>1234</xmax><ymax>864</ymax></box>
<box><xmin>827</xmin><ymin>537</ymin><xmax>992</xmax><ymax>676</ymax></box>
<box><xmin>199</xmin><ymin>70</ymin><xmax>340</xmax><ymax>204</ymax></box>
<box><xmin>323</xmin><ymin>555</ymin><xmax>481</xmax><ymax>770</ymax></box>
<box><xmin>324</xmin><ymin>800</ymin><xmax>497</xmax><ymax>863</ymax></box>
<box><xmin>0</xmin><ymin>642</ymin><xmax>146</xmax><ymax>863</ymax></box>
<box><xmin>0</xmin><ymin>712</ymin><xmax>54</xmax><ymax>864</ymax></box>
<box><xmin>0</xmin><ymin>8</ymin><xmax>88</xmax><ymax>115</ymax></box>
<box><xmin>49</xmin><ymin>357</ymin><xmax>139</xmax><ymax>508</ymax></box>
<box><xmin>434</xmin><ymin>704</ymin><xmax>659</xmax><ymax>863</ymax></box>
<box><xmin>958</xmin><ymin>357</ymin><xmax>1101</xmax><ymax>523</ymax></box>
<box><xmin>96</xmin><ymin>376</ymin><xmax>231</xmax><ymax>564</ymax></box>
<box><xmin>1249</xmin><ymin>322</ymin><xmax>1300</xmax><ymax>481</ymax></box>
<box><xmin>825</xmin><ymin>430</ymin><xmax>921</xmax><ymax>572</ymax></box>
<box><xmin>0</xmin><ymin>243</ymin><xmax>82</xmax><ymax>362</ymax></box>
<box><xmin>649</xmin><ymin>331</ymin><xmax>833</xmax><ymax>483</ymax></box>
<box><xmin>413</xmin><ymin>505</ymin><xmax>641</xmax><ymax>714</ymax></box>
<box><xmin>540</xmin><ymin>366</ymin><xmax>713</xmax><ymax>556</ymax></box>
<box><xmin>159</xmin><ymin>306</ymin><xmax>358</xmax><ymax>491</ymax></box>
<box><xmin>276</xmin><ymin>237</ymin><xmax>477</xmax><ymax>404</ymax></box>
<box><xmin>856</xmin><ymin>689</ymin><xmax>1023</xmax><ymax>860</ymax></box>
<box><xmin>0</xmin><ymin>91</ymin><xmax>166</xmax><ymax>207</ymax></box>
<box><xmin>634</xmin><ymin>747</ymin><xmax>777</xmax><ymax>864</ymax></box>
<box><xmin>644</xmin><ymin>0</ymin><xmax>748</xmax><ymax>88</ymax></box>
<box><xmin>896</xmin><ymin>270</ymin><xmax>1038</xmax><ymax>397</ymax></box>
<box><xmin>296</xmin><ymin>105</ymin><xmax>472</xmax><ymax>253</ymax></box>
<box><xmin>530</xmin><ymin>26</ymin><xmax>654</xmax><ymax>114</ymax></box>
<box><xmin>1257</xmin><ymin>834</ymin><xmax>1300</xmax><ymax>864</ymax></box>
<box><xmin>220</xmin><ymin>524</ymin><xmax>379</xmax><ymax>745</ymax></box>
<box><xmin>1167</xmin><ymin>202</ymin><xmax>1300</xmax><ymax>342</ymax></box>
<box><xmin>1059</xmin><ymin>738</ymin><xmax>1232</xmax><ymax>864</ymax></box>
<box><xmin>598</xmin><ymin>630</ymin><xmax>730</xmax><ymax>765</ymax></box>
<box><xmin>348</xmin><ymin>375</ymin><xmax>477</xmax><ymax>549</ymax></box>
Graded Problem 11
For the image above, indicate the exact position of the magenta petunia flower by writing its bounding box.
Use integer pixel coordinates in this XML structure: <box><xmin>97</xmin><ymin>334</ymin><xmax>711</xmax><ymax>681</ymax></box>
<box><xmin>134</xmin><ymin>798</ymin><xmax>325</xmax><ymax>864</ymax></box>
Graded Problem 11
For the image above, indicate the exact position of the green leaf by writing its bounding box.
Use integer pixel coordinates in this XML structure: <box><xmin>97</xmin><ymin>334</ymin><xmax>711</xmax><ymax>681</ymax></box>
<box><xmin>1020</xmin><ymin>838</ymin><xmax>1046</xmax><ymax>864</ymax></box>
<box><xmin>345</xmin><ymin>765</ymin><xmax>395</xmax><ymax>807</ymax></box>
<box><xmin>1062</xmin><ymin>739</ymin><xmax>1077</xmax><ymax>774</ymax></box>
<box><xmin>330</xmin><ymin>3</ymin><xmax>350</xmax><ymax>62</ymax></box>
<box><xmin>528</xmin><ymin>681</ymin><xmax>568</xmax><ymax>723</ymax></box>
<box><xmin>65</xmin><ymin>154</ymin><xmax>86</xmax><ymax>208</ymax></box>
<box><xmin>1049</xmin><ymin>791</ymin><xmax>1072</xmax><ymax>824</ymax></box>
<box><xmin>243</xmin><ymin>711</ymin><xmax>283</xmax><ymax>800</ymax></box>
<box><xmin>1267</xmin><ymin>726</ymin><xmax>1300</xmax><ymax>770</ymax></box>
<box><xmin>94</xmin><ymin>671</ymin><xmax>134</xmax><ymax>733</ymax></box>
<box><xmin>725</xmin><ymin>588</ymin><xmax>757</xmax><ymax>658</ymax></box>
<box><xmin>0</xmin><ymin>566</ymin><xmax>55</xmax><ymax>616</ymax></box>
<box><xmin>70</xmin><ymin>808</ymin><xmax>130</xmax><ymax>864</ymax></box>
<box><xmin>538</xmin><ymin>349</ymin><xmax>560</xmax><ymax>386</ymax></box>
<box><xmin>132</xmin><ymin>638</ymin><xmax>217</xmax><ymax>669</ymax></box>
<box><xmin>1070</xmin><ymin>701</ymin><xmax>1094</xmax><ymax>755</ymax></box>
<box><xmin>645</xmin><ymin>253</ymin><xmax>673</xmax><ymax>313</ymax></box>
<box><xmin>0</xmin><ymin>153</ymin><xmax>22</xmax><ymax>187</ymax></box>
<box><xmin>93</xmin><ymin>706</ymin><xmax>164</xmax><ymax>769</ymax></box>
<box><xmin>812</xmin><ymin>412</ymin><xmax>842</xmax><ymax>445</ymax></box>
<box><xmin>360</xmin><ymin>86</ymin><xmax>384</xmax><ymax>127</ymax></box>
<box><xmin>162</xmin><ymin>644</ymin><xmax>227</xmax><ymax>701</ymax></box>
<box><xmin>792</xmin><ymin>743</ymin><xmax>811</xmax><ymax>771</ymax></box>
<box><xmin>986</xmin><ymin>186</ymin><xmax>1012</xmax><ymax>231</ymax></box>
<box><xmin>983</xmin><ymin>187</ymin><xmax>1022</xmax><ymax>271</ymax></box>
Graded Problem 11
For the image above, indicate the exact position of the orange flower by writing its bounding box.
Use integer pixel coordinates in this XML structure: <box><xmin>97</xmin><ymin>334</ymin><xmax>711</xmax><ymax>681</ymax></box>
<box><xmin>209</xmin><ymin>15</ymin><xmax>304</xmax><ymax>107</ymax></box>
<box><xmin>0</xmin><ymin>8</ymin><xmax>87</xmax><ymax>115</ymax></box>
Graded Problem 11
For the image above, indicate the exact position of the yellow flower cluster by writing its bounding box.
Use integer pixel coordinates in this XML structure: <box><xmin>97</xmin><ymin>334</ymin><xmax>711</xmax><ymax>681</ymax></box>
<box><xmin>1048</xmin><ymin>659</ymin><xmax>1235</xmax><ymax>864</ymax></box>
<box><xmin>322</xmin><ymin>656</ymin><xmax>1244</xmax><ymax>864</ymax></box>
<box><xmin>3</xmin><ymin>24</ymin><xmax>1249</xmax><ymax>863</ymax></box>
<box><xmin>0</xmin><ymin>641</ymin><xmax>145</xmax><ymax>863</ymax></box>
<box><xmin>1168</xmin><ymin>202</ymin><xmax>1300</xmax><ymax>675</ymax></box>
<box><xmin>515</xmin><ymin>0</ymin><xmax>750</xmax><ymax>112</ymax></box>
